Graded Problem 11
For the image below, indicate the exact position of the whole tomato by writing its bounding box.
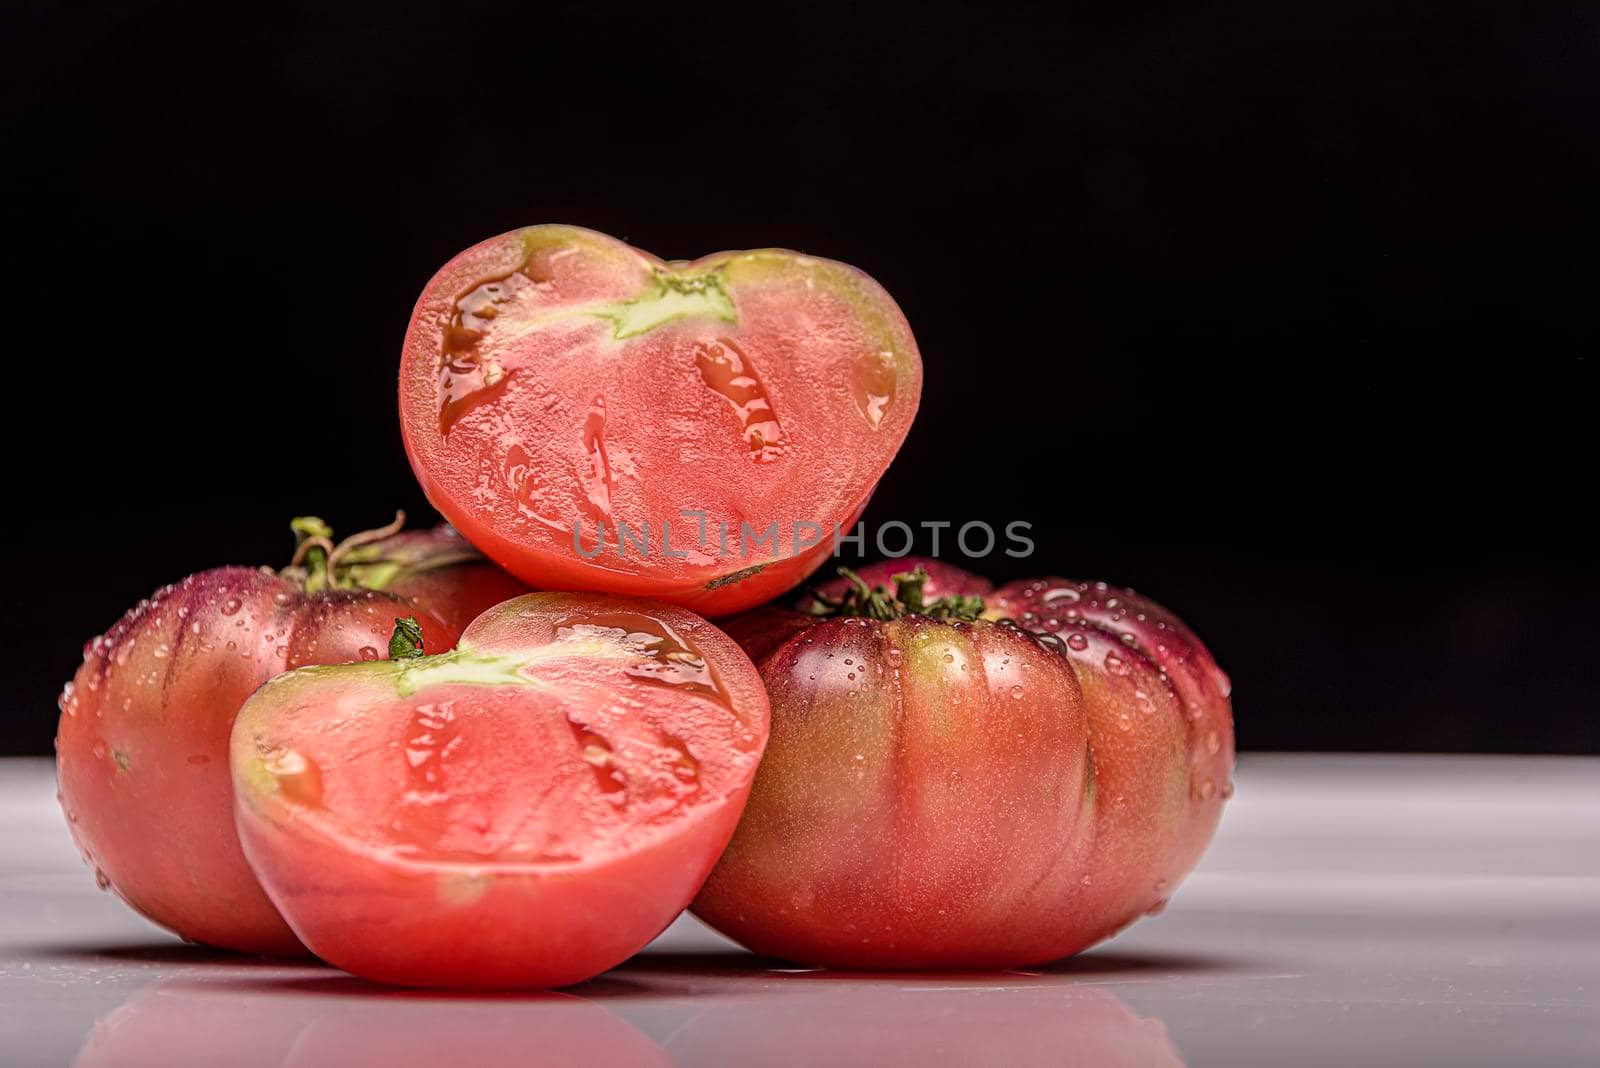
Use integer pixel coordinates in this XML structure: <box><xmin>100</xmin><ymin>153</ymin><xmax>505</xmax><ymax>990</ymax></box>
<box><xmin>55</xmin><ymin>513</ymin><xmax>526</xmax><ymax>954</ymax></box>
<box><xmin>691</xmin><ymin>559</ymin><xmax>1234</xmax><ymax>969</ymax></box>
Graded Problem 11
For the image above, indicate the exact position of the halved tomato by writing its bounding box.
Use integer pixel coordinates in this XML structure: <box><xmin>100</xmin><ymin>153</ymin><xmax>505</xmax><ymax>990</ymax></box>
<box><xmin>230</xmin><ymin>593</ymin><xmax>768</xmax><ymax>988</ymax></box>
<box><xmin>399</xmin><ymin>225</ymin><xmax>922</xmax><ymax>616</ymax></box>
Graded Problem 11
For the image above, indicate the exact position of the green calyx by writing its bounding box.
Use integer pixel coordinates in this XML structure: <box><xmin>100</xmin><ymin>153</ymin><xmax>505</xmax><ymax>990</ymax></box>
<box><xmin>281</xmin><ymin>511</ymin><xmax>410</xmax><ymax>594</ymax></box>
<box><xmin>389</xmin><ymin>616</ymin><xmax>426</xmax><ymax>660</ymax></box>
<box><xmin>806</xmin><ymin>567</ymin><xmax>985</xmax><ymax>623</ymax></box>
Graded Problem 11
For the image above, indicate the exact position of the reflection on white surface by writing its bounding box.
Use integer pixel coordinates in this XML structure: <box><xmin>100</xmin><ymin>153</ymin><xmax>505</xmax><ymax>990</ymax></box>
<box><xmin>72</xmin><ymin>978</ymin><xmax>671</xmax><ymax>1068</ymax></box>
<box><xmin>2</xmin><ymin>755</ymin><xmax>1598</xmax><ymax>1067</ymax></box>
<box><xmin>68</xmin><ymin>961</ymin><xmax>1184</xmax><ymax>1068</ymax></box>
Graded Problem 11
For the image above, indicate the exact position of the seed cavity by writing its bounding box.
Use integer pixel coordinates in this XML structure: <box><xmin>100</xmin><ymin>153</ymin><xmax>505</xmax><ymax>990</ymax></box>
<box><xmin>693</xmin><ymin>337</ymin><xmax>785</xmax><ymax>462</ymax></box>
<box><xmin>850</xmin><ymin>349</ymin><xmax>897</xmax><ymax>430</ymax></box>
<box><xmin>579</xmin><ymin>397</ymin><xmax>614</xmax><ymax>524</ymax></box>
<box><xmin>437</xmin><ymin>259</ymin><xmax>554</xmax><ymax>434</ymax></box>
<box><xmin>263</xmin><ymin>747</ymin><xmax>322</xmax><ymax>806</ymax></box>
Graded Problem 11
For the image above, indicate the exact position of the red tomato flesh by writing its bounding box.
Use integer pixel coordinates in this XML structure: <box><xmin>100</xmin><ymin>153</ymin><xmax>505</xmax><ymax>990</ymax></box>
<box><xmin>399</xmin><ymin>225</ymin><xmax>922</xmax><ymax>616</ymax></box>
<box><xmin>231</xmin><ymin>593</ymin><xmax>768</xmax><ymax>988</ymax></box>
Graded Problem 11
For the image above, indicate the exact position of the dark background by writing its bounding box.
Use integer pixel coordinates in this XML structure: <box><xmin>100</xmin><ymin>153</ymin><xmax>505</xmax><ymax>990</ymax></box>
<box><xmin>3</xmin><ymin>2</ymin><xmax>1594</xmax><ymax>755</ymax></box>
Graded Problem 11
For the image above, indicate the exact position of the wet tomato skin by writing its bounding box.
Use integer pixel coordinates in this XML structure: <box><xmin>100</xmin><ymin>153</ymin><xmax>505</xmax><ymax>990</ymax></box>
<box><xmin>988</xmin><ymin>578</ymin><xmax>1235</xmax><ymax>904</ymax></box>
<box><xmin>697</xmin><ymin>613</ymin><xmax>1093</xmax><ymax>969</ymax></box>
<box><xmin>56</xmin><ymin>568</ymin><xmax>456</xmax><ymax>955</ymax></box>
<box><xmin>693</xmin><ymin>568</ymin><xmax>1235</xmax><ymax>969</ymax></box>
<box><xmin>231</xmin><ymin>593</ymin><xmax>768</xmax><ymax>988</ymax></box>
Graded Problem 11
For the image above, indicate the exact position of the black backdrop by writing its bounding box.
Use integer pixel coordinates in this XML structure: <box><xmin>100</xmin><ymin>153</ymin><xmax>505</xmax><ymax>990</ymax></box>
<box><xmin>3</xmin><ymin>2</ymin><xmax>1594</xmax><ymax>755</ymax></box>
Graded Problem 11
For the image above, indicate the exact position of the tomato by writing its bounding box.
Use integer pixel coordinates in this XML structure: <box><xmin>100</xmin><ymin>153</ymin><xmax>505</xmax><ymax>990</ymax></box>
<box><xmin>691</xmin><ymin>560</ymin><xmax>1235</xmax><ymax>969</ymax></box>
<box><xmin>55</xmin><ymin>514</ymin><xmax>523</xmax><ymax>955</ymax></box>
<box><xmin>230</xmin><ymin>593</ymin><xmax>769</xmax><ymax>988</ymax></box>
<box><xmin>399</xmin><ymin>225</ymin><xmax>922</xmax><ymax>616</ymax></box>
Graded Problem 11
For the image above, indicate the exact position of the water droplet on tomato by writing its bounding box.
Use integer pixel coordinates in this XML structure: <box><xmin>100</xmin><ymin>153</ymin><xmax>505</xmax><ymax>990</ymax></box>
<box><xmin>94</xmin><ymin>868</ymin><xmax>112</xmax><ymax>892</ymax></box>
<box><xmin>1010</xmin><ymin>685</ymin><xmax>1025</xmax><ymax>700</ymax></box>
<box><xmin>221</xmin><ymin>598</ymin><xmax>242</xmax><ymax>616</ymax></box>
<box><xmin>1066</xmin><ymin>632</ymin><xmax>1089</xmax><ymax>652</ymax></box>
<box><xmin>1221</xmin><ymin>780</ymin><xmax>1235</xmax><ymax>799</ymax></box>
<box><xmin>1104</xmin><ymin>651</ymin><xmax>1130</xmax><ymax>676</ymax></box>
<box><xmin>359</xmin><ymin>646</ymin><xmax>380</xmax><ymax>661</ymax></box>
<box><xmin>1204</xmin><ymin>729</ymin><xmax>1221</xmax><ymax>755</ymax></box>
<box><xmin>1197</xmin><ymin>778</ymin><xmax>1217</xmax><ymax>801</ymax></box>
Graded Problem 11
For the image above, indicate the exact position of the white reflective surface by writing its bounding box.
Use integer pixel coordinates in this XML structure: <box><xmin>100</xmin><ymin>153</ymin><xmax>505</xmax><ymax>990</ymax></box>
<box><xmin>3</xmin><ymin>755</ymin><xmax>1597</xmax><ymax>1066</ymax></box>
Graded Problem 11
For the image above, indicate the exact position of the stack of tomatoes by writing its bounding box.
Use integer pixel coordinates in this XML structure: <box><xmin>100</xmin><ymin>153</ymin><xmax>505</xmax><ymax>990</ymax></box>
<box><xmin>57</xmin><ymin>225</ymin><xmax>1234</xmax><ymax>988</ymax></box>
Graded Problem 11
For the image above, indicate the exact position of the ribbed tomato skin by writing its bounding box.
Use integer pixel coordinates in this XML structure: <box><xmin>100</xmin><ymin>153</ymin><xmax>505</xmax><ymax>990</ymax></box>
<box><xmin>693</xmin><ymin>570</ymin><xmax>1234</xmax><ymax>968</ymax></box>
<box><xmin>56</xmin><ymin>568</ymin><xmax>455</xmax><ymax>954</ymax></box>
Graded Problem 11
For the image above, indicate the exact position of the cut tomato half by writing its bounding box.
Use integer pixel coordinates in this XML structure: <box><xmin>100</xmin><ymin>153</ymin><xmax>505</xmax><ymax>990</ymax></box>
<box><xmin>399</xmin><ymin>225</ymin><xmax>922</xmax><ymax>615</ymax></box>
<box><xmin>231</xmin><ymin>592</ymin><xmax>768</xmax><ymax>988</ymax></box>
